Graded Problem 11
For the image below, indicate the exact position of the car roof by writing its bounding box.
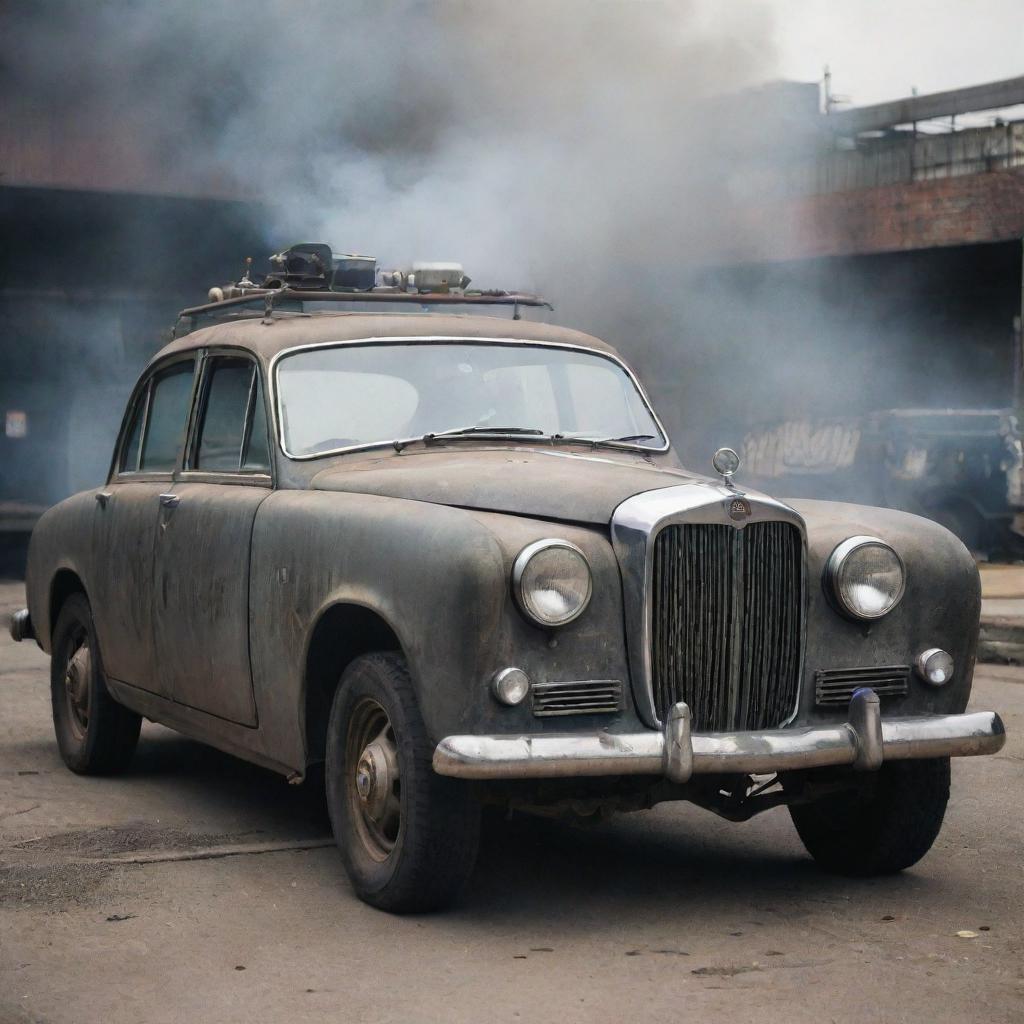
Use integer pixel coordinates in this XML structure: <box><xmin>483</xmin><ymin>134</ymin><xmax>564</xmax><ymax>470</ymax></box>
<box><xmin>149</xmin><ymin>312</ymin><xmax>622</xmax><ymax>367</ymax></box>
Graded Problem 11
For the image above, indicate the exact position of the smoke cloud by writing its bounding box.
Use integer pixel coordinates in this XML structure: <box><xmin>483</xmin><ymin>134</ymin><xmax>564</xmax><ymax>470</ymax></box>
<box><xmin>3</xmin><ymin>1</ymin><xmax>786</xmax><ymax>264</ymax></box>
<box><xmin>4</xmin><ymin>0</ymin><xmax>1009</xmax><ymax>500</ymax></box>
<box><xmin>4</xmin><ymin>0</ymin><xmax>815</xmax><ymax>466</ymax></box>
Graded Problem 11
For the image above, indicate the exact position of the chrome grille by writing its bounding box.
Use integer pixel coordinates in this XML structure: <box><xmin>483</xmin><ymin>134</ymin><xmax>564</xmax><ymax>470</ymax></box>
<box><xmin>651</xmin><ymin>521</ymin><xmax>803</xmax><ymax>730</ymax></box>
<box><xmin>815</xmin><ymin>666</ymin><xmax>909</xmax><ymax>706</ymax></box>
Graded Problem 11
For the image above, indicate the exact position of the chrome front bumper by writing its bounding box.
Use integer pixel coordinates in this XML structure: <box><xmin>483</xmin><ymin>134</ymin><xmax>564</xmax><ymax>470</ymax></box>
<box><xmin>433</xmin><ymin>689</ymin><xmax>1006</xmax><ymax>782</ymax></box>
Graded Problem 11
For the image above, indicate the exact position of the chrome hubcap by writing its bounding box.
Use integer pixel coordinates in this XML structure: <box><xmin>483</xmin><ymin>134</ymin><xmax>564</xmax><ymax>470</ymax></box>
<box><xmin>347</xmin><ymin>699</ymin><xmax>401</xmax><ymax>861</ymax></box>
<box><xmin>65</xmin><ymin>641</ymin><xmax>91</xmax><ymax>739</ymax></box>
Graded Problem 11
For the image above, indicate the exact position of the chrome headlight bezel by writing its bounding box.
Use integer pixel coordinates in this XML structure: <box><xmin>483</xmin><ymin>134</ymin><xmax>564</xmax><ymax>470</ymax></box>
<box><xmin>512</xmin><ymin>538</ymin><xmax>593</xmax><ymax>627</ymax></box>
<box><xmin>825</xmin><ymin>535</ymin><xmax>906</xmax><ymax>621</ymax></box>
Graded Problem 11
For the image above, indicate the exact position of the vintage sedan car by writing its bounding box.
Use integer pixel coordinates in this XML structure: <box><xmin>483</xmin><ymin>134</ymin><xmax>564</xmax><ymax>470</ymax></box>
<box><xmin>11</xmin><ymin>288</ymin><xmax>1006</xmax><ymax>912</ymax></box>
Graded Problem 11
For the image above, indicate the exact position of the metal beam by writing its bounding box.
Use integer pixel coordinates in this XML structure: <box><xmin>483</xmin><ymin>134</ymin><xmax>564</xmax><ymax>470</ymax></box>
<box><xmin>828</xmin><ymin>75</ymin><xmax>1024</xmax><ymax>135</ymax></box>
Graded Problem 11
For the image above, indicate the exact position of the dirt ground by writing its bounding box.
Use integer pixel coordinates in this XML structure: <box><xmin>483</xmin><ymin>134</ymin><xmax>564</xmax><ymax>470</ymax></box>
<box><xmin>1</xmin><ymin>579</ymin><xmax>1022</xmax><ymax>1024</ymax></box>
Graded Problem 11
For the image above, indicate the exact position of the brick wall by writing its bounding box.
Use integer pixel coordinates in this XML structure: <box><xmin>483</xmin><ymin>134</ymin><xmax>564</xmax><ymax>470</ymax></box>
<box><xmin>728</xmin><ymin>169</ymin><xmax>1024</xmax><ymax>262</ymax></box>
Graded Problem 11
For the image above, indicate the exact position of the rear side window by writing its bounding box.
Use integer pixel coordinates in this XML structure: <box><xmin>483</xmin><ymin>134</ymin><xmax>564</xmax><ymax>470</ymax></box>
<box><xmin>194</xmin><ymin>356</ymin><xmax>271</xmax><ymax>473</ymax></box>
<box><xmin>139</xmin><ymin>361</ymin><xmax>195</xmax><ymax>471</ymax></box>
<box><xmin>119</xmin><ymin>390</ymin><xmax>146</xmax><ymax>472</ymax></box>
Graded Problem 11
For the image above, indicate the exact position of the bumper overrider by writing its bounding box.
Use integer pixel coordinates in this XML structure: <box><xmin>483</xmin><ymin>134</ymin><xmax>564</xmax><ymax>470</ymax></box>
<box><xmin>433</xmin><ymin>688</ymin><xmax>1006</xmax><ymax>782</ymax></box>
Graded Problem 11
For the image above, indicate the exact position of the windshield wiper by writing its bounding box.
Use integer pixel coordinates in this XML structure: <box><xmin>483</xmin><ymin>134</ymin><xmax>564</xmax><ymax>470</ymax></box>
<box><xmin>393</xmin><ymin>427</ymin><xmax>659</xmax><ymax>453</ymax></box>
<box><xmin>394</xmin><ymin>426</ymin><xmax>545</xmax><ymax>452</ymax></box>
<box><xmin>556</xmin><ymin>432</ymin><xmax>659</xmax><ymax>449</ymax></box>
<box><xmin>599</xmin><ymin>434</ymin><xmax>658</xmax><ymax>445</ymax></box>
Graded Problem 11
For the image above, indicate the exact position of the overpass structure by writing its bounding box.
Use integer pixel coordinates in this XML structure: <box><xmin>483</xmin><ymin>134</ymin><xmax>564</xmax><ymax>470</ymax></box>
<box><xmin>727</xmin><ymin>75</ymin><xmax>1024</xmax><ymax>261</ymax></box>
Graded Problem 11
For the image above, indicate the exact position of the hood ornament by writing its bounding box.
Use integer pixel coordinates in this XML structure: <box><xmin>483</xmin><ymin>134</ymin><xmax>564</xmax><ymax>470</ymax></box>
<box><xmin>712</xmin><ymin>446</ymin><xmax>741</xmax><ymax>488</ymax></box>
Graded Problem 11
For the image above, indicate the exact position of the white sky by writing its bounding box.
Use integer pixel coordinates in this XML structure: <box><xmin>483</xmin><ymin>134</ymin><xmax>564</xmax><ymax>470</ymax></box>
<box><xmin>764</xmin><ymin>0</ymin><xmax>1024</xmax><ymax>105</ymax></box>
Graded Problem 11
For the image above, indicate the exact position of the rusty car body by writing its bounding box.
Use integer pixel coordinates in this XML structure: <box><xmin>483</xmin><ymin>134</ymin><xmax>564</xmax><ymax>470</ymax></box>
<box><xmin>11</xmin><ymin>278</ymin><xmax>1007</xmax><ymax>911</ymax></box>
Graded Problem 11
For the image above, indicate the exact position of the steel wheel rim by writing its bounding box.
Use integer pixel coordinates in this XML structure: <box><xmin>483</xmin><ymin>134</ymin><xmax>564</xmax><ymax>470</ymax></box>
<box><xmin>346</xmin><ymin>697</ymin><xmax>401</xmax><ymax>862</ymax></box>
<box><xmin>64</xmin><ymin>629</ymin><xmax>92</xmax><ymax>741</ymax></box>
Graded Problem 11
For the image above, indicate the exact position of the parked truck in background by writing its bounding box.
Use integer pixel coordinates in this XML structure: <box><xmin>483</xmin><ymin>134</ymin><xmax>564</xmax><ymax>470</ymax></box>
<box><xmin>742</xmin><ymin>407</ymin><xmax>1024</xmax><ymax>557</ymax></box>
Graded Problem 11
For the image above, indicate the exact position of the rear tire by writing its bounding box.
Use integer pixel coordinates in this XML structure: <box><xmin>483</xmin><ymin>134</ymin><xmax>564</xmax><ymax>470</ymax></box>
<box><xmin>50</xmin><ymin>592</ymin><xmax>141</xmax><ymax>774</ymax></box>
<box><xmin>325</xmin><ymin>652</ymin><xmax>480</xmax><ymax>913</ymax></box>
<box><xmin>789</xmin><ymin>759</ymin><xmax>950</xmax><ymax>876</ymax></box>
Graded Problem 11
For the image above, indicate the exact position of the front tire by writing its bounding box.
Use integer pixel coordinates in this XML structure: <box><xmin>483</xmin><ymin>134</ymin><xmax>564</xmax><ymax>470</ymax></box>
<box><xmin>51</xmin><ymin>592</ymin><xmax>141</xmax><ymax>774</ymax></box>
<box><xmin>325</xmin><ymin>652</ymin><xmax>480</xmax><ymax>913</ymax></box>
<box><xmin>789</xmin><ymin>758</ymin><xmax>950</xmax><ymax>876</ymax></box>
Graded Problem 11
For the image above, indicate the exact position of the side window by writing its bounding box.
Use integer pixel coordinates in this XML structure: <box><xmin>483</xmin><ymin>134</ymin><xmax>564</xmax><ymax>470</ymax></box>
<box><xmin>196</xmin><ymin>359</ymin><xmax>253</xmax><ymax>471</ymax></box>
<box><xmin>139</xmin><ymin>360</ymin><xmax>196</xmax><ymax>472</ymax></box>
<box><xmin>194</xmin><ymin>356</ymin><xmax>271</xmax><ymax>473</ymax></box>
<box><xmin>242</xmin><ymin>375</ymin><xmax>271</xmax><ymax>472</ymax></box>
<box><xmin>119</xmin><ymin>387</ymin><xmax>147</xmax><ymax>472</ymax></box>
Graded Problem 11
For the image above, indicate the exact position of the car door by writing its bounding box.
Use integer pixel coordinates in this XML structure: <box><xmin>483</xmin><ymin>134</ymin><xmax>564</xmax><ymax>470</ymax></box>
<box><xmin>151</xmin><ymin>351</ymin><xmax>273</xmax><ymax>726</ymax></box>
<box><xmin>91</xmin><ymin>355</ymin><xmax>198</xmax><ymax>694</ymax></box>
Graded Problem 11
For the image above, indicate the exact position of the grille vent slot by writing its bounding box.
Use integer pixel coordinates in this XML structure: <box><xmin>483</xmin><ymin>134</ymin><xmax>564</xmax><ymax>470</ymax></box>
<box><xmin>532</xmin><ymin>680</ymin><xmax>623</xmax><ymax>717</ymax></box>
<box><xmin>650</xmin><ymin>521</ymin><xmax>804</xmax><ymax>731</ymax></box>
<box><xmin>815</xmin><ymin>666</ymin><xmax>910</xmax><ymax>706</ymax></box>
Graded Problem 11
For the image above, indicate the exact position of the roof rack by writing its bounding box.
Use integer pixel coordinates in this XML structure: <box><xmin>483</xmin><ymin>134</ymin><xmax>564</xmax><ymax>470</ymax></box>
<box><xmin>174</xmin><ymin>244</ymin><xmax>553</xmax><ymax>337</ymax></box>
<box><xmin>174</xmin><ymin>288</ymin><xmax>553</xmax><ymax>338</ymax></box>
<box><xmin>180</xmin><ymin>286</ymin><xmax>551</xmax><ymax>319</ymax></box>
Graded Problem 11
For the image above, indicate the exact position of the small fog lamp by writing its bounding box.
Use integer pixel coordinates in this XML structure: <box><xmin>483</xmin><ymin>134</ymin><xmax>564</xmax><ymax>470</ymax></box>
<box><xmin>492</xmin><ymin>667</ymin><xmax>531</xmax><ymax>706</ymax></box>
<box><xmin>712</xmin><ymin>447</ymin><xmax>741</xmax><ymax>480</ymax></box>
<box><xmin>512</xmin><ymin>539</ymin><xmax>593</xmax><ymax>627</ymax></box>
<box><xmin>916</xmin><ymin>648</ymin><xmax>954</xmax><ymax>686</ymax></box>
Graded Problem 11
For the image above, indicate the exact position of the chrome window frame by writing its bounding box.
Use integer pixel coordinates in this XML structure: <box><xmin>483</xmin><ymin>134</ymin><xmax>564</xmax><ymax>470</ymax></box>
<box><xmin>179</xmin><ymin>349</ymin><xmax>274</xmax><ymax>486</ymax></box>
<box><xmin>610</xmin><ymin>483</ymin><xmax>808</xmax><ymax>729</ymax></box>
<box><xmin>109</xmin><ymin>353</ymin><xmax>199</xmax><ymax>484</ymax></box>
<box><xmin>269</xmin><ymin>336</ymin><xmax>671</xmax><ymax>461</ymax></box>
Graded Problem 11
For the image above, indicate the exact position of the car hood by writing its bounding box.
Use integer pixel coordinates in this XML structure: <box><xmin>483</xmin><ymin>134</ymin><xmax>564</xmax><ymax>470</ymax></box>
<box><xmin>310</xmin><ymin>448</ymin><xmax>701</xmax><ymax>524</ymax></box>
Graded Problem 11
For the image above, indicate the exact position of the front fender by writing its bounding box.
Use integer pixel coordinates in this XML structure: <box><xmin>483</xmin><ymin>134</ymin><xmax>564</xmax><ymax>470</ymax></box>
<box><xmin>791</xmin><ymin>498</ymin><xmax>980</xmax><ymax>721</ymax></box>
<box><xmin>248</xmin><ymin>491</ymin><xmax>519</xmax><ymax>767</ymax></box>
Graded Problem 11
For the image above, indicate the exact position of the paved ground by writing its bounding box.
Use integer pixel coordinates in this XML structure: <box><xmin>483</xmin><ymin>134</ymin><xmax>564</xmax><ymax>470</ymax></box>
<box><xmin>979</xmin><ymin>565</ymin><xmax>1024</xmax><ymax>609</ymax></box>
<box><xmin>978</xmin><ymin>564</ymin><xmax>1024</xmax><ymax>663</ymax></box>
<box><xmin>1</xmin><ymin>579</ymin><xmax>1022</xmax><ymax>1024</ymax></box>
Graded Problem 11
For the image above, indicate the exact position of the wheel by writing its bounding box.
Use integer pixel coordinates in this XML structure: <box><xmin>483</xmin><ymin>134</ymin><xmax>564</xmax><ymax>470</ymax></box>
<box><xmin>325</xmin><ymin>652</ymin><xmax>481</xmax><ymax>913</ymax></box>
<box><xmin>789</xmin><ymin>758</ymin><xmax>950</xmax><ymax>876</ymax></box>
<box><xmin>50</xmin><ymin>592</ymin><xmax>141</xmax><ymax>774</ymax></box>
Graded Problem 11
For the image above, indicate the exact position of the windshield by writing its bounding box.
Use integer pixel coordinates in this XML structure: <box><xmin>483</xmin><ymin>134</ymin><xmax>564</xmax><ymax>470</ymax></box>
<box><xmin>275</xmin><ymin>340</ymin><xmax>666</xmax><ymax>457</ymax></box>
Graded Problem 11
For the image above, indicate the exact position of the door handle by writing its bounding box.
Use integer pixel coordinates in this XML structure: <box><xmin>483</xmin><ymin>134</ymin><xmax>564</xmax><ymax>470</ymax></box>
<box><xmin>95</xmin><ymin>491</ymin><xmax>112</xmax><ymax>508</ymax></box>
<box><xmin>158</xmin><ymin>493</ymin><xmax>180</xmax><ymax>509</ymax></box>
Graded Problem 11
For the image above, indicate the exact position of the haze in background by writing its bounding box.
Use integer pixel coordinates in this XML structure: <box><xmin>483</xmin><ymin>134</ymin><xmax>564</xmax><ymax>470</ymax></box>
<box><xmin>2</xmin><ymin>0</ymin><xmax>1017</xmax><ymax>476</ymax></box>
<box><xmin>3</xmin><ymin>0</ymin><xmax>808</xmax><ymax>461</ymax></box>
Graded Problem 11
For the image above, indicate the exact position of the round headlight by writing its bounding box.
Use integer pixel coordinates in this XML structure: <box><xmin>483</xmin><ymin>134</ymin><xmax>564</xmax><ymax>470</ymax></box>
<box><xmin>512</xmin><ymin>539</ymin><xmax>593</xmax><ymax>627</ymax></box>
<box><xmin>826</xmin><ymin>535</ymin><xmax>906</xmax><ymax>620</ymax></box>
